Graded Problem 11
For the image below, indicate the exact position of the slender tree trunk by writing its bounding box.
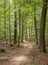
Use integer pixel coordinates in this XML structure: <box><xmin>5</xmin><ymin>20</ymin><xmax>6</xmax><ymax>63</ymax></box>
<box><xmin>40</xmin><ymin>0</ymin><xmax>48</xmax><ymax>52</ymax></box>
<box><xmin>34</xmin><ymin>0</ymin><xmax>38</xmax><ymax>45</ymax></box>
<box><xmin>18</xmin><ymin>9</ymin><xmax>22</xmax><ymax>46</ymax></box>
<box><xmin>14</xmin><ymin>11</ymin><xmax>17</xmax><ymax>44</ymax></box>
<box><xmin>30</xmin><ymin>26</ymin><xmax>32</xmax><ymax>41</ymax></box>
<box><xmin>9</xmin><ymin>0</ymin><xmax>12</xmax><ymax>46</ymax></box>
<box><xmin>25</xmin><ymin>19</ymin><xmax>28</xmax><ymax>41</ymax></box>
<box><xmin>22</xmin><ymin>15</ymin><xmax>24</xmax><ymax>43</ymax></box>
<box><xmin>29</xmin><ymin>25</ymin><xmax>30</xmax><ymax>41</ymax></box>
<box><xmin>0</xmin><ymin>15</ymin><xmax>1</xmax><ymax>40</ymax></box>
<box><xmin>34</xmin><ymin>16</ymin><xmax>38</xmax><ymax>45</ymax></box>
<box><xmin>14</xmin><ymin>1</ymin><xmax>17</xmax><ymax>44</ymax></box>
<box><xmin>4</xmin><ymin>0</ymin><xmax>7</xmax><ymax>43</ymax></box>
<box><xmin>29</xmin><ymin>25</ymin><xmax>32</xmax><ymax>42</ymax></box>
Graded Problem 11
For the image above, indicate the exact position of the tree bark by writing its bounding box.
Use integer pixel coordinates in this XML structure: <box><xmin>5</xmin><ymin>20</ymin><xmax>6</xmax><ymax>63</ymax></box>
<box><xmin>9</xmin><ymin>0</ymin><xmax>12</xmax><ymax>45</ymax></box>
<box><xmin>14</xmin><ymin>1</ymin><xmax>17</xmax><ymax>44</ymax></box>
<box><xmin>18</xmin><ymin>9</ymin><xmax>22</xmax><ymax>46</ymax></box>
<box><xmin>4</xmin><ymin>0</ymin><xmax>7</xmax><ymax>43</ymax></box>
<box><xmin>14</xmin><ymin>11</ymin><xmax>17</xmax><ymax>44</ymax></box>
<box><xmin>40</xmin><ymin>0</ymin><xmax>48</xmax><ymax>52</ymax></box>
<box><xmin>22</xmin><ymin>15</ymin><xmax>24</xmax><ymax>43</ymax></box>
<box><xmin>34</xmin><ymin>0</ymin><xmax>38</xmax><ymax>45</ymax></box>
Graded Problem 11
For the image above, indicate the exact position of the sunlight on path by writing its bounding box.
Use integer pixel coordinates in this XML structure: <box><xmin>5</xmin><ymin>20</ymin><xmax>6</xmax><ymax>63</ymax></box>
<box><xmin>0</xmin><ymin>43</ymin><xmax>33</xmax><ymax>65</ymax></box>
<box><xmin>0</xmin><ymin>56</ymin><xmax>28</xmax><ymax>65</ymax></box>
<box><xmin>23</xmin><ymin>44</ymin><xmax>32</xmax><ymax>49</ymax></box>
<box><xmin>10</xmin><ymin>56</ymin><xmax>28</xmax><ymax>62</ymax></box>
<box><xmin>0</xmin><ymin>55</ymin><xmax>28</xmax><ymax>62</ymax></box>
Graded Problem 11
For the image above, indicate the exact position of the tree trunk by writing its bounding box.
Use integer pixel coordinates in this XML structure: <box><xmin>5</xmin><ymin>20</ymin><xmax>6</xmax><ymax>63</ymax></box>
<box><xmin>14</xmin><ymin>1</ymin><xmax>17</xmax><ymax>44</ymax></box>
<box><xmin>9</xmin><ymin>0</ymin><xmax>12</xmax><ymax>46</ymax></box>
<box><xmin>25</xmin><ymin>19</ymin><xmax>28</xmax><ymax>41</ymax></box>
<box><xmin>22</xmin><ymin>15</ymin><xmax>24</xmax><ymax>43</ymax></box>
<box><xmin>40</xmin><ymin>0</ymin><xmax>48</xmax><ymax>52</ymax></box>
<box><xmin>18</xmin><ymin>9</ymin><xmax>22</xmax><ymax>46</ymax></box>
<box><xmin>14</xmin><ymin>11</ymin><xmax>17</xmax><ymax>44</ymax></box>
<box><xmin>34</xmin><ymin>0</ymin><xmax>38</xmax><ymax>45</ymax></box>
<box><xmin>4</xmin><ymin>0</ymin><xmax>7</xmax><ymax>43</ymax></box>
<box><xmin>0</xmin><ymin>15</ymin><xmax>1</xmax><ymax>39</ymax></box>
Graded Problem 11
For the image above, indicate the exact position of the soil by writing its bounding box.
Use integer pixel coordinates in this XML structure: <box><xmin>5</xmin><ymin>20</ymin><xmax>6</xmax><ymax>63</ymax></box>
<box><xmin>0</xmin><ymin>42</ymin><xmax>48</xmax><ymax>65</ymax></box>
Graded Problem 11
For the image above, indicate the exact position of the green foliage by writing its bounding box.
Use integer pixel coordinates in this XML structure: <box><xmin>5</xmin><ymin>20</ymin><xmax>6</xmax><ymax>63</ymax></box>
<box><xmin>0</xmin><ymin>0</ymin><xmax>48</xmax><ymax>42</ymax></box>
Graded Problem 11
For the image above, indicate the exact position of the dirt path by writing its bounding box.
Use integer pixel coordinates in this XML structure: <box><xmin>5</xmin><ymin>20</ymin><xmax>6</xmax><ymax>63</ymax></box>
<box><xmin>0</xmin><ymin>43</ymin><xmax>48</xmax><ymax>65</ymax></box>
<box><xmin>0</xmin><ymin>43</ymin><xmax>33</xmax><ymax>65</ymax></box>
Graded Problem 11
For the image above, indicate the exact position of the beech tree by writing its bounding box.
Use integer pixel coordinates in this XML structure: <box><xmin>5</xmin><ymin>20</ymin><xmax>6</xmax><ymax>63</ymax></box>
<box><xmin>34</xmin><ymin>0</ymin><xmax>38</xmax><ymax>45</ymax></box>
<box><xmin>14</xmin><ymin>0</ymin><xmax>17</xmax><ymax>44</ymax></box>
<box><xmin>9</xmin><ymin>0</ymin><xmax>12</xmax><ymax>45</ymax></box>
<box><xmin>40</xmin><ymin>0</ymin><xmax>48</xmax><ymax>52</ymax></box>
<box><xmin>4</xmin><ymin>0</ymin><xmax>7</xmax><ymax>43</ymax></box>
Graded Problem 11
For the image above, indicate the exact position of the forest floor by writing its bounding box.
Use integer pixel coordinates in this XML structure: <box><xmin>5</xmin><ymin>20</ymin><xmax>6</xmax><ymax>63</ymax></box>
<box><xmin>0</xmin><ymin>42</ymin><xmax>48</xmax><ymax>65</ymax></box>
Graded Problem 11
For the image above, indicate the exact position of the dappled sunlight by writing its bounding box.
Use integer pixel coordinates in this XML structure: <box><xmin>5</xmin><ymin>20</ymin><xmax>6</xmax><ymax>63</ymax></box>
<box><xmin>0</xmin><ymin>43</ymin><xmax>33</xmax><ymax>65</ymax></box>
<box><xmin>23</xmin><ymin>44</ymin><xmax>33</xmax><ymax>49</ymax></box>
<box><xmin>10</xmin><ymin>55</ymin><xmax>28</xmax><ymax>62</ymax></box>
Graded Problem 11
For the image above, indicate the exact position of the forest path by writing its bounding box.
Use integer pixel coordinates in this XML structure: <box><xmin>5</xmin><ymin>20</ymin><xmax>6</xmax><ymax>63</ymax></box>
<box><xmin>0</xmin><ymin>43</ymin><xmax>33</xmax><ymax>65</ymax></box>
<box><xmin>0</xmin><ymin>43</ymin><xmax>48</xmax><ymax>65</ymax></box>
